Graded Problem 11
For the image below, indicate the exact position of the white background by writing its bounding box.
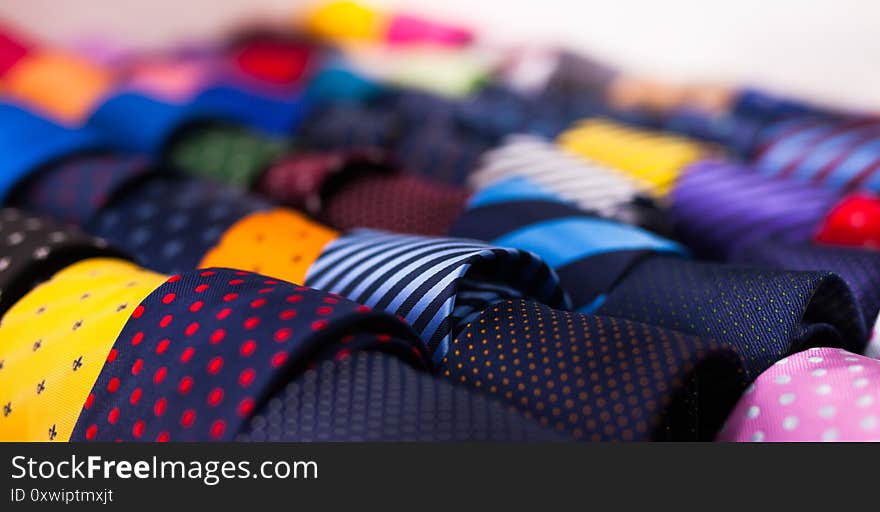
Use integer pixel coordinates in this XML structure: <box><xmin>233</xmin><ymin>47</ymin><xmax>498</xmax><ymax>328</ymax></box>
<box><xmin>1</xmin><ymin>0</ymin><xmax>878</xmax><ymax>110</ymax></box>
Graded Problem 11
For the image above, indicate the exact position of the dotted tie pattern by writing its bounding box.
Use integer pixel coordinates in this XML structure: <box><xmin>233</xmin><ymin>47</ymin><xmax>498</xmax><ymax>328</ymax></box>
<box><xmin>71</xmin><ymin>267</ymin><xmax>428</xmax><ymax>442</ymax></box>
<box><xmin>717</xmin><ymin>347</ymin><xmax>880</xmax><ymax>441</ymax></box>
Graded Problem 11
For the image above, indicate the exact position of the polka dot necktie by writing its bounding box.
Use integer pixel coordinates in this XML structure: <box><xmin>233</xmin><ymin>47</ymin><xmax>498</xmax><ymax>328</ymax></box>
<box><xmin>558</xmin><ymin>118</ymin><xmax>708</xmax><ymax>197</ymax></box>
<box><xmin>11</xmin><ymin>153</ymin><xmax>152</xmax><ymax>225</ymax></box>
<box><xmin>0</xmin><ymin>208</ymin><xmax>123</xmax><ymax>314</ymax></box>
<box><xmin>238</xmin><ymin>351</ymin><xmax>565</xmax><ymax>442</ymax></box>
<box><xmin>717</xmin><ymin>347</ymin><xmax>880</xmax><ymax>441</ymax></box>
<box><xmin>71</xmin><ymin>267</ymin><xmax>429</xmax><ymax>442</ymax></box>
<box><xmin>258</xmin><ymin>149</ymin><xmax>471</xmax><ymax>236</ymax></box>
<box><xmin>87</xmin><ymin>174</ymin><xmax>272</xmax><ymax>274</ymax></box>
<box><xmin>450</xmin><ymin>185</ymin><xmax>684</xmax><ymax>312</ymax></box>
<box><xmin>304</xmin><ymin>229</ymin><xmax>571</xmax><ymax>365</ymax></box>
<box><xmin>814</xmin><ymin>192</ymin><xmax>880</xmax><ymax>249</ymax></box>
<box><xmin>750</xmin><ymin>116</ymin><xmax>880</xmax><ymax>192</ymax></box>
<box><xmin>670</xmin><ymin>159</ymin><xmax>842</xmax><ymax>260</ymax></box>
<box><xmin>165</xmin><ymin>123</ymin><xmax>291</xmax><ymax>188</ymax></box>
<box><xmin>596</xmin><ymin>255</ymin><xmax>866</xmax><ymax>379</ymax></box>
<box><xmin>0</xmin><ymin>258</ymin><xmax>165</xmax><ymax>441</ymax></box>
<box><xmin>441</xmin><ymin>299</ymin><xmax>748</xmax><ymax>441</ymax></box>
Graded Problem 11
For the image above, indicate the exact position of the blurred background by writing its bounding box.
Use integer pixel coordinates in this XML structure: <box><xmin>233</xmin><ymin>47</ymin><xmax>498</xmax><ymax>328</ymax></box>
<box><xmin>1</xmin><ymin>0</ymin><xmax>877</xmax><ymax>110</ymax></box>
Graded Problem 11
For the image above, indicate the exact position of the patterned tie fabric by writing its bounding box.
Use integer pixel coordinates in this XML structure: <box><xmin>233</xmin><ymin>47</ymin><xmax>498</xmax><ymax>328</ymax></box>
<box><xmin>717</xmin><ymin>347</ymin><xmax>880</xmax><ymax>441</ymax></box>
<box><xmin>258</xmin><ymin>149</ymin><xmax>471</xmax><ymax>236</ymax></box>
<box><xmin>71</xmin><ymin>267</ymin><xmax>429</xmax><ymax>441</ymax></box>
<box><xmin>238</xmin><ymin>351</ymin><xmax>564</xmax><ymax>441</ymax></box>
<box><xmin>596</xmin><ymin>255</ymin><xmax>866</xmax><ymax>378</ymax></box>
<box><xmin>304</xmin><ymin>229</ymin><xmax>571</xmax><ymax>364</ymax></box>
<box><xmin>558</xmin><ymin>118</ymin><xmax>708</xmax><ymax>197</ymax></box>
<box><xmin>441</xmin><ymin>299</ymin><xmax>748</xmax><ymax>441</ymax></box>
<box><xmin>0</xmin><ymin>208</ymin><xmax>123</xmax><ymax>314</ymax></box>
<box><xmin>450</xmin><ymin>183</ymin><xmax>685</xmax><ymax>312</ymax></box>
<box><xmin>670</xmin><ymin>159</ymin><xmax>842</xmax><ymax>260</ymax></box>
<box><xmin>814</xmin><ymin>193</ymin><xmax>880</xmax><ymax>249</ymax></box>
<box><xmin>0</xmin><ymin>257</ymin><xmax>165</xmax><ymax>441</ymax></box>
<box><xmin>750</xmin><ymin>116</ymin><xmax>880</xmax><ymax>192</ymax></box>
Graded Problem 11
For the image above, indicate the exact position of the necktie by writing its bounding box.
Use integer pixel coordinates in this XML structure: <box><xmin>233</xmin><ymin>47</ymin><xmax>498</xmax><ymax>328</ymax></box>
<box><xmin>238</xmin><ymin>351</ymin><xmax>565</xmax><ymax>441</ymax></box>
<box><xmin>198</xmin><ymin>208</ymin><xmax>338</xmax><ymax>283</ymax></box>
<box><xmin>0</xmin><ymin>25</ymin><xmax>30</xmax><ymax>76</ymax></box>
<box><xmin>441</xmin><ymin>299</ymin><xmax>747</xmax><ymax>440</ymax></box>
<box><xmin>558</xmin><ymin>118</ymin><xmax>708</xmax><ymax>197</ymax></box>
<box><xmin>229</xmin><ymin>35</ymin><xmax>315</xmax><ymax>87</ymax></box>
<box><xmin>11</xmin><ymin>153</ymin><xmax>152</xmax><ymax>225</ymax></box>
<box><xmin>750</xmin><ymin>116</ymin><xmax>880</xmax><ymax>192</ymax></box>
<box><xmin>298</xmin><ymin>102</ymin><xmax>401</xmax><ymax>153</ymax></box>
<box><xmin>0</xmin><ymin>258</ymin><xmax>165</xmax><ymax>441</ymax></box>
<box><xmin>257</xmin><ymin>149</ymin><xmax>471</xmax><ymax>236</ymax></box>
<box><xmin>450</xmin><ymin>183</ymin><xmax>684</xmax><ymax>312</ymax></box>
<box><xmin>717</xmin><ymin>347</ymin><xmax>880</xmax><ymax>441</ymax></box>
<box><xmin>303</xmin><ymin>229</ymin><xmax>571</xmax><ymax>365</ymax></box>
<box><xmin>596</xmin><ymin>255</ymin><xmax>866</xmax><ymax>378</ymax></box>
<box><xmin>814</xmin><ymin>193</ymin><xmax>880</xmax><ymax>249</ymax></box>
<box><xmin>670</xmin><ymin>159</ymin><xmax>842</xmax><ymax>260</ymax></box>
<box><xmin>868</xmin><ymin>314</ymin><xmax>880</xmax><ymax>358</ymax></box>
<box><xmin>165</xmin><ymin>123</ymin><xmax>290</xmax><ymax>188</ymax></box>
<box><xmin>71</xmin><ymin>267</ymin><xmax>428</xmax><ymax>442</ymax></box>
<box><xmin>87</xmin><ymin>174</ymin><xmax>272</xmax><ymax>274</ymax></box>
<box><xmin>0</xmin><ymin>208</ymin><xmax>123</xmax><ymax>314</ymax></box>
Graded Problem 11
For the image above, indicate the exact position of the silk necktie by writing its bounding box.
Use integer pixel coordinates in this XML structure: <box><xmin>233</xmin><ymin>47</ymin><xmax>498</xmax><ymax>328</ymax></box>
<box><xmin>303</xmin><ymin>229</ymin><xmax>571</xmax><ymax>365</ymax></box>
<box><xmin>71</xmin><ymin>267</ymin><xmax>428</xmax><ymax>441</ymax></box>
<box><xmin>814</xmin><ymin>193</ymin><xmax>880</xmax><ymax>249</ymax></box>
<box><xmin>0</xmin><ymin>258</ymin><xmax>165</xmax><ymax>441</ymax></box>
<box><xmin>441</xmin><ymin>298</ymin><xmax>747</xmax><ymax>440</ymax></box>
<box><xmin>238</xmin><ymin>351</ymin><xmax>565</xmax><ymax>441</ymax></box>
<box><xmin>670</xmin><ymin>159</ymin><xmax>842</xmax><ymax>260</ymax></box>
<box><xmin>717</xmin><ymin>347</ymin><xmax>880</xmax><ymax>441</ymax></box>
<box><xmin>0</xmin><ymin>208</ymin><xmax>123</xmax><ymax>314</ymax></box>
<box><xmin>558</xmin><ymin>118</ymin><xmax>708</xmax><ymax>197</ymax></box>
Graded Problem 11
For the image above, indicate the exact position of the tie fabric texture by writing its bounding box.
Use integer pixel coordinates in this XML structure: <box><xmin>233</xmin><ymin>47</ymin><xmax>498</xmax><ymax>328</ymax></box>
<box><xmin>0</xmin><ymin>257</ymin><xmax>165</xmax><ymax>441</ymax></box>
<box><xmin>441</xmin><ymin>299</ymin><xmax>748</xmax><ymax>440</ymax></box>
<box><xmin>71</xmin><ymin>267</ymin><xmax>430</xmax><ymax>442</ymax></box>
<box><xmin>238</xmin><ymin>351</ymin><xmax>565</xmax><ymax>441</ymax></box>
<box><xmin>717</xmin><ymin>347</ymin><xmax>880</xmax><ymax>441</ymax></box>
<box><xmin>257</xmin><ymin>148</ymin><xmax>471</xmax><ymax>235</ymax></box>
<box><xmin>750</xmin><ymin>116</ymin><xmax>880</xmax><ymax>192</ymax></box>
<box><xmin>670</xmin><ymin>159</ymin><xmax>842</xmax><ymax>260</ymax></box>
<box><xmin>0</xmin><ymin>208</ymin><xmax>123</xmax><ymax>314</ymax></box>
<box><xmin>303</xmin><ymin>229</ymin><xmax>571</xmax><ymax>364</ymax></box>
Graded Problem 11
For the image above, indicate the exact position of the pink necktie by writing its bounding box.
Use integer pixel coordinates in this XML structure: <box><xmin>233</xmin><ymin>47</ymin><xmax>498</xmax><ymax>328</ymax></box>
<box><xmin>717</xmin><ymin>347</ymin><xmax>880</xmax><ymax>441</ymax></box>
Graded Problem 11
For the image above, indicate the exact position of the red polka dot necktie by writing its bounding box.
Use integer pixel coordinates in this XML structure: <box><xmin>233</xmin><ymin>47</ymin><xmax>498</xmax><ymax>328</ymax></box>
<box><xmin>71</xmin><ymin>267</ymin><xmax>428</xmax><ymax>442</ymax></box>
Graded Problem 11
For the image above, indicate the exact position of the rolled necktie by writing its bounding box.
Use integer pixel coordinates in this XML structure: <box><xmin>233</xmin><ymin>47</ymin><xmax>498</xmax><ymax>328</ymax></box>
<box><xmin>442</xmin><ymin>299</ymin><xmax>747</xmax><ymax>440</ymax></box>
<box><xmin>258</xmin><ymin>148</ymin><xmax>470</xmax><ymax>235</ymax></box>
<box><xmin>814</xmin><ymin>193</ymin><xmax>880</xmax><ymax>249</ymax></box>
<box><xmin>868</xmin><ymin>314</ymin><xmax>880</xmax><ymax>358</ymax></box>
<box><xmin>0</xmin><ymin>258</ymin><xmax>165</xmax><ymax>441</ymax></box>
<box><xmin>450</xmin><ymin>180</ymin><xmax>684</xmax><ymax>312</ymax></box>
<box><xmin>304</xmin><ymin>229</ymin><xmax>571</xmax><ymax>365</ymax></box>
<box><xmin>670</xmin><ymin>159</ymin><xmax>842</xmax><ymax>260</ymax></box>
<box><xmin>0</xmin><ymin>25</ymin><xmax>31</xmax><ymax>76</ymax></box>
<box><xmin>297</xmin><ymin>102</ymin><xmax>401</xmax><ymax>151</ymax></box>
<box><xmin>596</xmin><ymin>255</ymin><xmax>866</xmax><ymax>378</ymax></box>
<box><xmin>87</xmin><ymin>174</ymin><xmax>272</xmax><ymax>274</ymax></box>
<box><xmin>71</xmin><ymin>267</ymin><xmax>428</xmax><ymax>442</ymax></box>
<box><xmin>229</xmin><ymin>35</ymin><xmax>315</xmax><ymax>87</ymax></box>
<box><xmin>238</xmin><ymin>351</ymin><xmax>564</xmax><ymax>441</ymax></box>
<box><xmin>11</xmin><ymin>153</ymin><xmax>153</xmax><ymax>226</ymax></box>
<box><xmin>750</xmin><ymin>116</ymin><xmax>880</xmax><ymax>192</ymax></box>
<box><xmin>0</xmin><ymin>208</ymin><xmax>123</xmax><ymax>314</ymax></box>
<box><xmin>717</xmin><ymin>347</ymin><xmax>880</xmax><ymax>441</ymax></box>
<box><xmin>165</xmin><ymin>122</ymin><xmax>291</xmax><ymax>188</ymax></box>
<box><xmin>558</xmin><ymin>118</ymin><xmax>708</xmax><ymax>197</ymax></box>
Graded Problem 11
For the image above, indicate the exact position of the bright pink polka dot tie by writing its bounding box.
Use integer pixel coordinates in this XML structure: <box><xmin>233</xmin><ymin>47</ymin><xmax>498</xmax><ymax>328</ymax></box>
<box><xmin>717</xmin><ymin>347</ymin><xmax>880</xmax><ymax>441</ymax></box>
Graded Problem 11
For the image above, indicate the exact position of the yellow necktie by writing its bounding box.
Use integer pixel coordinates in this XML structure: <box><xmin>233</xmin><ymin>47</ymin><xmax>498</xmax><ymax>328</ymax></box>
<box><xmin>198</xmin><ymin>208</ymin><xmax>339</xmax><ymax>285</ymax></box>
<box><xmin>557</xmin><ymin>118</ymin><xmax>707</xmax><ymax>197</ymax></box>
<box><xmin>0</xmin><ymin>258</ymin><xmax>165</xmax><ymax>442</ymax></box>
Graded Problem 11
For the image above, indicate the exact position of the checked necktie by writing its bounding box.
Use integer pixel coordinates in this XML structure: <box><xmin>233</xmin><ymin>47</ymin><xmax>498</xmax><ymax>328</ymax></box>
<box><xmin>670</xmin><ymin>159</ymin><xmax>842</xmax><ymax>260</ymax></box>
<box><xmin>440</xmin><ymin>299</ymin><xmax>748</xmax><ymax>441</ymax></box>
<box><xmin>717</xmin><ymin>347</ymin><xmax>880</xmax><ymax>441</ymax></box>
<box><xmin>71</xmin><ymin>267</ymin><xmax>429</xmax><ymax>442</ymax></box>
<box><xmin>0</xmin><ymin>257</ymin><xmax>165</xmax><ymax>441</ymax></box>
<box><xmin>0</xmin><ymin>208</ymin><xmax>123</xmax><ymax>314</ymax></box>
<box><xmin>257</xmin><ymin>148</ymin><xmax>470</xmax><ymax>236</ymax></box>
